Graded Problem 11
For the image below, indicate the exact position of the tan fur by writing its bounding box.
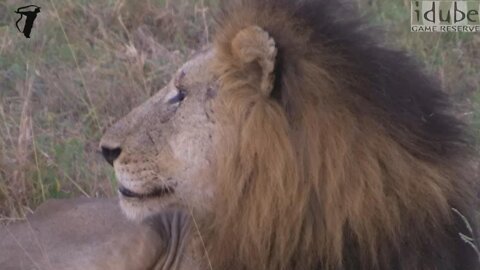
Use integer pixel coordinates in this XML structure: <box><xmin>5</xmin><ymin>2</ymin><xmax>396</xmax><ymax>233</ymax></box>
<box><xmin>205</xmin><ymin>5</ymin><xmax>462</xmax><ymax>270</ymax></box>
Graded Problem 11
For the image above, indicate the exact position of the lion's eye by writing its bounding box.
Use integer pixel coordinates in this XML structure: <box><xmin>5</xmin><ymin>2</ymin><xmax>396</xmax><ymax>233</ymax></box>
<box><xmin>167</xmin><ymin>89</ymin><xmax>186</xmax><ymax>104</ymax></box>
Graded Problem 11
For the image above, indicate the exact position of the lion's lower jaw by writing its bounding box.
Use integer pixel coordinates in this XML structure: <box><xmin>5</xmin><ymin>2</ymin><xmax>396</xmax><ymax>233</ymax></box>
<box><xmin>119</xmin><ymin>197</ymin><xmax>175</xmax><ymax>221</ymax></box>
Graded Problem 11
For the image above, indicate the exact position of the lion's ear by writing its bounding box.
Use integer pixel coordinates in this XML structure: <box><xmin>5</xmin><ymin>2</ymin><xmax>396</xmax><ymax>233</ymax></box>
<box><xmin>231</xmin><ymin>26</ymin><xmax>277</xmax><ymax>97</ymax></box>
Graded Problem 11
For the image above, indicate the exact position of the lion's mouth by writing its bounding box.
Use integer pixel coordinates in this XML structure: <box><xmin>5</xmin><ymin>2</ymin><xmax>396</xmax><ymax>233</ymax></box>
<box><xmin>119</xmin><ymin>185</ymin><xmax>175</xmax><ymax>199</ymax></box>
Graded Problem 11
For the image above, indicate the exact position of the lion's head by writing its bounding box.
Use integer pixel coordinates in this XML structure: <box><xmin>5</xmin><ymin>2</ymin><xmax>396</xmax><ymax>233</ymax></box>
<box><xmin>100</xmin><ymin>0</ymin><xmax>478</xmax><ymax>269</ymax></box>
<box><xmin>100</xmin><ymin>48</ymin><xmax>218</xmax><ymax>220</ymax></box>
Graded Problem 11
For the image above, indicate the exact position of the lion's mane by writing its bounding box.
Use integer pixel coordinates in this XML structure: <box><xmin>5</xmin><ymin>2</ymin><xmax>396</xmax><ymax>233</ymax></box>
<box><xmin>201</xmin><ymin>0</ymin><xmax>479</xmax><ymax>269</ymax></box>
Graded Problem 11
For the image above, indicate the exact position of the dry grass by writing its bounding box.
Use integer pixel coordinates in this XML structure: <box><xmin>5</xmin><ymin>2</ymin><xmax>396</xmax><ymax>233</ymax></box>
<box><xmin>0</xmin><ymin>0</ymin><xmax>478</xmax><ymax>219</ymax></box>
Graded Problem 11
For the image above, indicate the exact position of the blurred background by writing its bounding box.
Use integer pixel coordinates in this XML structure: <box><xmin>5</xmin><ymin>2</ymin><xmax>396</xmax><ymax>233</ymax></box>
<box><xmin>0</xmin><ymin>0</ymin><xmax>479</xmax><ymax>220</ymax></box>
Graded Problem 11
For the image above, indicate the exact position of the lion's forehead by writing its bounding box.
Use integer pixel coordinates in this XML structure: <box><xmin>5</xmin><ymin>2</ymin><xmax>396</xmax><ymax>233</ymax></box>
<box><xmin>178</xmin><ymin>49</ymin><xmax>216</xmax><ymax>87</ymax></box>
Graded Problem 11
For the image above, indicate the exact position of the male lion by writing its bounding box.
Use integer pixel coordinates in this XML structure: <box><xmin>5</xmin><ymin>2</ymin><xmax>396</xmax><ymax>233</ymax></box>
<box><xmin>100</xmin><ymin>0</ymin><xmax>480</xmax><ymax>269</ymax></box>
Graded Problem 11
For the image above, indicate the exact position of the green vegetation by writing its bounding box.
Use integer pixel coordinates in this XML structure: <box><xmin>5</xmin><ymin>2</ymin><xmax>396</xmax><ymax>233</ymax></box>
<box><xmin>1</xmin><ymin>0</ymin><xmax>478</xmax><ymax>219</ymax></box>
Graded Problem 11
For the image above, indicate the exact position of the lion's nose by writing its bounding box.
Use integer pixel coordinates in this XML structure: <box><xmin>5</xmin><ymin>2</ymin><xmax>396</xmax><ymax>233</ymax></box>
<box><xmin>101</xmin><ymin>146</ymin><xmax>122</xmax><ymax>166</ymax></box>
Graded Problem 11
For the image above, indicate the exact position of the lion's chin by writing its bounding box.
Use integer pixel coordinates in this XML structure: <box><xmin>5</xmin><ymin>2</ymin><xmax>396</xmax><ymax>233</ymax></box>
<box><xmin>119</xmin><ymin>195</ymin><xmax>177</xmax><ymax>221</ymax></box>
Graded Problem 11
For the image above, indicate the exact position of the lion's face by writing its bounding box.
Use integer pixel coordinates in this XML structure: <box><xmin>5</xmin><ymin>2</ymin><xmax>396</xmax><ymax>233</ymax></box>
<box><xmin>100</xmin><ymin>49</ymin><xmax>218</xmax><ymax>220</ymax></box>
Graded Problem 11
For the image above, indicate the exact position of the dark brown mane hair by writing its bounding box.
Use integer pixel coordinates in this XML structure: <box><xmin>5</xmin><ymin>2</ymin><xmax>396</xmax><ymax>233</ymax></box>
<box><xmin>203</xmin><ymin>0</ymin><xmax>479</xmax><ymax>269</ymax></box>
